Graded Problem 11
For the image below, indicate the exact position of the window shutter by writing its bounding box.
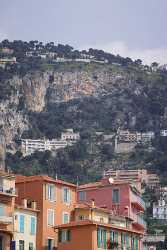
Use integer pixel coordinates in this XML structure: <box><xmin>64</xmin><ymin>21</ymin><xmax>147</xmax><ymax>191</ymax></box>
<box><xmin>45</xmin><ymin>184</ymin><xmax>48</xmax><ymax>200</ymax></box>
<box><xmin>67</xmin><ymin>230</ymin><xmax>71</xmax><ymax>241</ymax></box>
<box><xmin>58</xmin><ymin>230</ymin><xmax>62</xmax><ymax>242</ymax></box>
<box><xmin>126</xmin><ymin>233</ymin><xmax>129</xmax><ymax>249</ymax></box>
<box><xmin>62</xmin><ymin>188</ymin><xmax>64</xmax><ymax>203</ymax></box>
<box><xmin>19</xmin><ymin>215</ymin><xmax>25</xmax><ymax>233</ymax></box>
<box><xmin>30</xmin><ymin>217</ymin><xmax>36</xmax><ymax>235</ymax></box>
<box><xmin>68</xmin><ymin>189</ymin><xmax>71</xmax><ymax>203</ymax></box>
<box><xmin>104</xmin><ymin>229</ymin><xmax>107</xmax><ymax>249</ymax></box>
<box><xmin>51</xmin><ymin>186</ymin><xmax>56</xmax><ymax>201</ymax></box>
<box><xmin>97</xmin><ymin>228</ymin><xmax>101</xmax><ymax>248</ymax></box>
<box><xmin>110</xmin><ymin>230</ymin><xmax>114</xmax><ymax>241</ymax></box>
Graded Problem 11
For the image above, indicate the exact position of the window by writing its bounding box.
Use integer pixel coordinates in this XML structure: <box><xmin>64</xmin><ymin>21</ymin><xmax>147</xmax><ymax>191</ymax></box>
<box><xmin>58</xmin><ymin>230</ymin><xmax>71</xmax><ymax>243</ymax></box>
<box><xmin>112</xmin><ymin>189</ymin><xmax>119</xmax><ymax>203</ymax></box>
<box><xmin>97</xmin><ymin>227</ymin><xmax>107</xmax><ymax>249</ymax></box>
<box><xmin>62</xmin><ymin>212</ymin><xmax>70</xmax><ymax>224</ymax></box>
<box><xmin>62</xmin><ymin>187</ymin><xmax>71</xmax><ymax>203</ymax></box>
<box><xmin>78</xmin><ymin>215</ymin><xmax>85</xmax><ymax>220</ymax></box>
<box><xmin>0</xmin><ymin>204</ymin><xmax>4</xmax><ymax>216</ymax></box>
<box><xmin>30</xmin><ymin>217</ymin><xmax>36</xmax><ymax>235</ymax></box>
<box><xmin>46</xmin><ymin>184</ymin><xmax>55</xmax><ymax>201</ymax></box>
<box><xmin>29</xmin><ymin>242</ymin><xmax>33</xmax><ymax>250</ymax></box>
<box><xmin>156</xmin><ymin>207</ymin><xmax>159</xmax><ymax>212</ymax></box>
<box><xmin>19</xmin><ymin>215</ymin><xmax>25</xmax><ymax>233</ymax></box>
<box><xmin>47</xmin><ymin>209</ymin><xmax>54</xmax><ymax>226</ymax></box>
<box><xmin>78</xmin><ymin>191</ymin><xmax>86</xmax><ymax>201</ymax></box>
<box><xmin>19</xmin><ymin>240</ymin><xmax>24</xmax><ymax>250</ymax></box>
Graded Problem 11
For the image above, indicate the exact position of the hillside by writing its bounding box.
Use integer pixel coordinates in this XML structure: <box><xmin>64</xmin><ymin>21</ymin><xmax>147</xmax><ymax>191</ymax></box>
<box><xmin>1</xmin><ymin>40</ymin><xmax>167</xmax><ymax>183</ymax></box>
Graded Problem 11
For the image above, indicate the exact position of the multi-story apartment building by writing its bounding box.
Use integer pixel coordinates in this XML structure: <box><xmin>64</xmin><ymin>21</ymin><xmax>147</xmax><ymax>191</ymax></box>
<box><xmin>13</xmin><ymin>199</ymin><xmax>38</xmax><ymax>250</ymax></box>
<box><xmin>118</xmin><ymin>130</ymin><xmax>155</xmax><ymax>143</ymax></box>
<box><xmin>15</xmin><ymin>175</ymin><xmax>77</xmax><ymax>250</ymax></box>
<box><xmin>21</xmin><ymin>139</ymin><xmax>71</xmax><ymax>156</ymax></box>
<box><xmin>56</xmin><ymin>202</ymin><xmax>142</xmax><ymax>250</ymax></box>
<box><xmin>77</xmin><ymin>177</ymin><xmax>146</xmax><ymax>234</ymax></box>
<box><xmin>0</xmin><ymin>171</ymin><xmax>16</xmax><ymax>250</ymax></box>
<box><xmin>21</xmin><ymin>129</ymin><xmax>80</xmax><ymax>156</ymax></box>
<box><xmin>104</xmin><ymin>169</ymin><xmax>160</xmax><ymax>191</ymax></box>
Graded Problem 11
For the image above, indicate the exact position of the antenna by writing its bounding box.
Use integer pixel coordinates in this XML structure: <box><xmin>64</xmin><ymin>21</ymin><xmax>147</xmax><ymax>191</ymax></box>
<box><xmin>76</xmin><ymin>176</ymin><xmax>79</xmax><ymax>186</ymax></box>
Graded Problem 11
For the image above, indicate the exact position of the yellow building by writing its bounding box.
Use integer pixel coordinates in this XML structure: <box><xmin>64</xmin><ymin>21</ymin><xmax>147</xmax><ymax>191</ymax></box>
<box><xmin>13</xmin><ymin>199</ymin><xmax>38</xmax><ymax>250</ymax></box>
<box><xmin>74</xmin><ymin>201</ymin><xmax>129</xmax><ymax>229</ymax></box>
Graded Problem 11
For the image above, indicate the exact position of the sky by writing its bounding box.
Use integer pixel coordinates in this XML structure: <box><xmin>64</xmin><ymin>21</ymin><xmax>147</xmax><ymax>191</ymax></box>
<box><xmin>1</xmin><ymin>0</ymin><xmax>167</xmax><ymax>64</ymax></box>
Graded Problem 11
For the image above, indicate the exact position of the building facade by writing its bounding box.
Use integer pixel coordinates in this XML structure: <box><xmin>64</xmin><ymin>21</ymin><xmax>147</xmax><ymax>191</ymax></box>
<box><xmin>56</xmin><ymin>220</ymin><xmax>142</xmax><ymax>250</ymax></box>
<box><xmin>16</xmin><ymin>175</ymin><xmax>77</xmax><ymax>250</ymax></box>
<box><xmin>104</xmin><ymin>169</ymin><xmax>160</xmax><ymax>191</ymax></box>
<box><xmin>21</xmin><ymin>129</ymin><xmax>80</xmax><ymax>156</ymax></box>
<box><xmin>13</xmin><ymin>199</ymin><xmax>38</xmax><ymax>250</ymax></box>
<box><xmin>77</xmin><ymin>177</ymin><xmax>146</xmax><ymax>233</ymax></box>
<box><xmin>0</xmin><ymin>172</ymin><xmax>16</xmax><ymax>250</ymax></box>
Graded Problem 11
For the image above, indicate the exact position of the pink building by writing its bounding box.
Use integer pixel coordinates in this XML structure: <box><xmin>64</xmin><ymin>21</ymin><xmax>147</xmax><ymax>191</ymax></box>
<box><xmin>77</xmin><ymin>177</ymin><xmax>146</xmax><ymax>233</ymax></box>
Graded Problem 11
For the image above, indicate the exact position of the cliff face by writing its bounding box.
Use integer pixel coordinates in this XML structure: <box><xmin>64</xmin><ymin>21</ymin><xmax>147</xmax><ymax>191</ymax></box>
<box><xmin>0</xmin><ymin>67</ymin><xmax>129</xmax><ymax>151</ymax></box>
<box><xmin>1</xmin><ymin>65</ymin><xmax>167</xmax><ymax>154</ymax></box>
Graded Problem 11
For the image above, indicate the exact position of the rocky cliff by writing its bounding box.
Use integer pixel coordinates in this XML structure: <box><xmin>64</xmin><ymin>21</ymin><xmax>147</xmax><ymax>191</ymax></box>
<box><xmin>1</xmin><ymin>63</ymin><xmax>167</xmax><ymax>155</ymax></box>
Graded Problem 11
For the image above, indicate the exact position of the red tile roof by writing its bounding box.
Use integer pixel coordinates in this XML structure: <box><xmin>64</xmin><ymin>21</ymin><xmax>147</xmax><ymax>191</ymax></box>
<box><xmin>16</xmin><ymin>175</ymin><xmax>76</xmax><ymax>188</ymax></box>
<box><xmin>55</xmin><ymin>219</ymin><xmax>142</xmax><ymax>235</ymax></box>
<box><xmin>74</xmin><ymin>203</ymin><xmax>111</xmax><ymax>214</ymax></box>
<box><xmin>78</xmin><ymin>178</ymin><xmax>131</xmax><ymax>190</ymax></box>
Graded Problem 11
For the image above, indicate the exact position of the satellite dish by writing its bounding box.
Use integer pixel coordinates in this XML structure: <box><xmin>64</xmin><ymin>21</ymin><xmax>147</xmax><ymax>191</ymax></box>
<box><xmin>108</xmin><ymin>177</ymin><xmax>114</xmax><ymax>184</ymax></box>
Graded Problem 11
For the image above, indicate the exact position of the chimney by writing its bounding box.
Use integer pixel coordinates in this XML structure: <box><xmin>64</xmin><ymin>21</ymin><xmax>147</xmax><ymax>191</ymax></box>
<box><xmin>91</xmin><ymin>199</ymin><xmax>95</xmax><ymax>208</ymax></box>
<box><xmin>32</xmin><ymin>201</ymin><xmax>37</xmax><ymax>210</ymax></box>
<box><xmin>22</xmin><ymin>199</ymin><xmax>27</xmax><ymax>208</ymax></box>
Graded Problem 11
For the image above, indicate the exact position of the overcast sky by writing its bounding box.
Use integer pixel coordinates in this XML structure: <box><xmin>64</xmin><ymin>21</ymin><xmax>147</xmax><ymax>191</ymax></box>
<box><xmin>1</xmin><ymin>0</ymin><xmax>167</xmax><ymax>64</ymax></box>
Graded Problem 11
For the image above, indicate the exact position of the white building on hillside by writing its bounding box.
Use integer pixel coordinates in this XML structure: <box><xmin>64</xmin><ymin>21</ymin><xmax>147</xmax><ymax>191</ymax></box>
<box><xmin>153</xmin><ymin>199</ymin><xmax>167</xmax><ymax>220</ymax></box>
<box><xmin>160</xmin><ymin>130</ymin><xmax>167</xmax><ymax>136</ymax></box>
<box><xmin>21</xmin><ymin>129</ymin><xmax>80</xmax><ymax>156</ymax></box>
<box><xmin>61</xmin><ymin>129</ymin><xmax>80</xmax><ymax>141</ymax></box>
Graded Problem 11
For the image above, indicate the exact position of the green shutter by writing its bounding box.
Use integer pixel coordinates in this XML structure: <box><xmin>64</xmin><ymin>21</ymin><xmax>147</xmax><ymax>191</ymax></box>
<box><xmin>121</xmin><ymin>233</ymin><xmax>124</xmax><ymax>250</ymax></box>
<box><xmin>104</xmin><ymin>230</ymin><xmax>107</xmax><ymax>249</ymax></box>
<box><xmin>58</xmin><ymin>230</ymin><xmax>62</xmax><ymax>242</ymax></box>
<box><xmin>126</xmin><ymin>233</ymin><xmax>129</xmax><ymax>249</ymax></box>
<box><xmin>97</xmin><ymin>228</ymin><xmax>101</xmax><ymax>248</ymax></box>
<box><xmin>67</xmin><ymin>230</ymin><xmax>71</xmax><ymax>241</ymax></box>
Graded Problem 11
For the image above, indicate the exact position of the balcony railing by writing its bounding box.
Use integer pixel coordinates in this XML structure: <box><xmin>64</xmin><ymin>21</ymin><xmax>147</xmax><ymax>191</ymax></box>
<box><xmin>131</xmin><ymin>192</ymin><xmax>146</xmax><ymax>210</ymax></box>
<box><xmin>131</xmin><ymin>212</ymin><xmax>147</xmax><ymax>228</ymax></box>
<box><xmin>0</xmin><ymin>186</ymin><xmax>16</xmax><ymax>196</ymax></box>
<box><xmin>0</xmin><ymin>215</ymin><xmax>13</xmax><ymax>224</ymax></box>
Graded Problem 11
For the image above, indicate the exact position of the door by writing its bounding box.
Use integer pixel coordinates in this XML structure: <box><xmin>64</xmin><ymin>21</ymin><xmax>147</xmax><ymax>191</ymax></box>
<box><xmin>48</xmin><ymin>239</ymin><xmax>54</xmax><ymax>250</ymax></box>
<box><xmin>0</xmin><ymin>236</ymin><xmax>3</xmax><ymax>250</ymax></box>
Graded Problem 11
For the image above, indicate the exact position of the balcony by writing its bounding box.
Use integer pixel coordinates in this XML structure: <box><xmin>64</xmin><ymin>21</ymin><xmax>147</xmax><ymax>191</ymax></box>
<box><xmin>131</xmin><ymin>213</ymin><xmax>147</xmax><ymax>230</ymax></box>
<box><xmin>0</xmin><ymin>186</ymin><xmax>17</xmax><ymax>196</ymax></box>
<box><xmin>0</xmin><ymin>215</ymin><xmax>13</xmax><ymax>224</ymax></box>
<box><xmin>131</xmin><ymin>192</ymin><xmax>146</xmax><ymax>211</ymax></box>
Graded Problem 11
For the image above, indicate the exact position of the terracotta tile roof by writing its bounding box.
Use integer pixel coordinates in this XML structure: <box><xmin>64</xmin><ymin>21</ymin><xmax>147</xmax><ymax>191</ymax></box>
<box><xmin>74</xmin><ymin>203</ymin><xmax>111</xmax><ymax>214</ymax></box>
<box><xmin>55</xmin><ymin>219</ymin><xmax>142</xmax><ymax>235</ymax></box>
<box><xmin>78</xmin><ymin>179</ymin><xmax>131</xmax><ymax>190</ymax></box>
<box><xmin>16</xmin><ymin>175</ymin><xmax>76</xmax><ymax>188</ymax></box>
<box><xmin>78</xmin><ymin>182</ymin><xmax>101</xmax><ymax>189</ymax></box>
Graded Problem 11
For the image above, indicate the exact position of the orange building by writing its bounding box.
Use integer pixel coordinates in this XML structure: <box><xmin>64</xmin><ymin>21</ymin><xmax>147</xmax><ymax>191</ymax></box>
<box><xmin>16</xmin><ymin>175</ymin><xmax>77</xmax><ymax>250</ymax></box>
<box><xmin>0</xmin><ymin>172</ymin><xmax>16</xmax><ymax>250</ymax></box>
<box><xmin>56</xmin><ymin>220</ymin><xmax>142</xmax><ymax>250</ymax></box>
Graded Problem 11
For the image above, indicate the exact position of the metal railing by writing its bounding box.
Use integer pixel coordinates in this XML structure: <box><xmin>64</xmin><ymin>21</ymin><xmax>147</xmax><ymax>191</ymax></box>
<box><xmin>0</xmin><ymin>186</ymin><xmax>16</xmax><ymax>195</ymax></box>
<box><xmin>131</xmin><ymin>192</ymin><xmax>146</xmax><ymax>210</ymax></box>
<box><xmin>0</xmin><ymin>215</ymin><xmax>13</xmax><ymax>224</ymax></box>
